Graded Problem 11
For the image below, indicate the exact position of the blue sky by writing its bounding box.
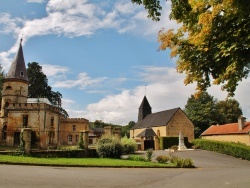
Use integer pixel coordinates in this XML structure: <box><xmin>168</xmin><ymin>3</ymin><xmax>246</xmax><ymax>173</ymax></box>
<box><xmin>1</xmin><ymin>0</ymin><xmax>250</xmax><ymax>125</ymax></box>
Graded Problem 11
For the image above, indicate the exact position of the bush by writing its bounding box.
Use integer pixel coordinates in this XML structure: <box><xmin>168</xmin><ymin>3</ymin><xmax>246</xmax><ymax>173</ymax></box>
<box><xmin>170</xmin><ymin>145</ymin><xmax>178</xmax><ymax>151</ymax></box>
<box><xmin>192</xmin><ymin>139</ymin><xmax>250</xmax><ymax>161</ymax></box>
<box><xmin>145</xmin><ymin>148</ymin><xmax>154</xmax><ymax>162</ymax></box>
<box><xmin>156</xmin><ymin>155</ymin><xmax>169</xmax><ymax>163</ymax></box>
<box><xmin>96</xmin><ymin>136</ymin><xmax>123</xmax><ymax>159</ymax></box>
<box><xmin>121</xmin><ymin>135</ymin><xmax>137</xmax><ymax>154</ymax></box>
<box><xmin>171</xmin><ymin>156</ymin><xmax>194</xmax><ymax>168</ymax></box>
<box><xmin>127</xmin><ymin>155</ymin><xmax>146</xmax><ymax>162</ymax></box>
<box><xmin>159</xmin><ymin>136</ymin><xmax>192</xmax><ymax>149</ymax></box>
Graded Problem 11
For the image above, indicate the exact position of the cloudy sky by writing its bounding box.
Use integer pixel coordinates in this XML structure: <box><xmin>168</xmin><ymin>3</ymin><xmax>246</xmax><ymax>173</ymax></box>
<box><xmin>1</xmin><ymin>0</ymin><xmax>250</xmax><ymax>125</ymax></box>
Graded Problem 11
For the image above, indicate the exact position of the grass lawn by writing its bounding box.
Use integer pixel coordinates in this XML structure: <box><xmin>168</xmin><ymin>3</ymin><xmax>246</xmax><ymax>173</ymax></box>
<box><xmin>0</xmin><ymin>155</ymin><xmax>176</xmax><ymax>168</ymax></box>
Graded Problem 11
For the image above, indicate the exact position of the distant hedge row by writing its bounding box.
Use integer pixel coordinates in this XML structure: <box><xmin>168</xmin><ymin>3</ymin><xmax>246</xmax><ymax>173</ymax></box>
<box><xmin>159</xmin><ymin>137</ymin><xmax>192</xmax><ymax>149</ymax></box>
<box><xmin>192</xmin><ymin>139</ymin><xmax>250</xmax><ymax>161</ymax></box>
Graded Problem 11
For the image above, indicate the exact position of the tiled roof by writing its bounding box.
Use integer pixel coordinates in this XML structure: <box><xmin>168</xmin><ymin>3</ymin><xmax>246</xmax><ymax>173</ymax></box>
<box><xmin>201</xmin><ymin>122</ymin><xmax>250</xmax><ymax>136</ymax></box>
<box><xmin>136</xmin><ymin>128</ymin><xmax>157</xmax><ymax>137</ymax></box>
<box><xmin>131</xmin><ymin>108</ymin><xmax>180</xmax><ymax>129</ymax></box>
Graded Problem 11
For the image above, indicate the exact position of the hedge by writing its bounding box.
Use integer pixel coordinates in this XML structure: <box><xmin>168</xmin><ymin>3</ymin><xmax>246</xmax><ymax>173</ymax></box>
<box><xmin>192</xmin><ymin>139</ymin><xmax>250</xmax><ymax>161</ymax></box>
<box><xmin>159</xmin><ymin>136</ymin><xmax>192</xmax><ymax>149</ymax></box>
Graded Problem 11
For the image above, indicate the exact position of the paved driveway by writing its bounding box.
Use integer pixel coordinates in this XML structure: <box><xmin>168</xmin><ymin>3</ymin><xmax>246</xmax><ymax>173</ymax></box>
<box><xmin>0</xmin><ymin>150</ymin><xmax>250</xmax><ymax>188</ymax></box>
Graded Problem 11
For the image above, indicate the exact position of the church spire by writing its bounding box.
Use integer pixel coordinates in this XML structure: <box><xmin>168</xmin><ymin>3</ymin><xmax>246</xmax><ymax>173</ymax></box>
<box><xmin>6</xmin><ymin>38</ymin><xmax>28</xmax><ymax>82</ymax></box>
<box><xmin>138</xmin><ymin>95</ymin><xmax>152</xmax><ymax>122</ymax></box>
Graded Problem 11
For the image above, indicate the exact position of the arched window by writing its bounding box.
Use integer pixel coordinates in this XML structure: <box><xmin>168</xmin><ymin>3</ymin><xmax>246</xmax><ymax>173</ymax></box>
<box><xmin>6</xmin><ymin>86</ymin><xmax>12</xmax><ymax>90</ymax></box>
<box><xmin>2</xmin><ymin>124</ymin><xmax>7</xmax><ymax>140</ymax></box>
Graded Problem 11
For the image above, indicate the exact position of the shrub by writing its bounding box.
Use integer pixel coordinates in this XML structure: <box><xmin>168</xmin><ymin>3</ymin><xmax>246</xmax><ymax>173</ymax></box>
<box><xmin>171</xmin><ymin>156</ymin><xmax>194</xmax><ymax>168</ymax></box>
<box><xmin>77</xmin><ymin>132</ymin><xmax>84</xmax><ymax>149</ymax></box>
<box><xmin>170</xmin><ymin>145</ymin><xmax>178</xmax><ymax>151</ymax></box>
<box><xmin>145</xmin><ymin>148</ymin><xmax>154</xmax><ymax>162</ymax></box>
<box><xmin>96</xmin><ymin>136</ymin><xmax>123</xmax><ymax>159</ymax></box>
<box><xmin>127</xmin><ymin>155</ymin><xmax>146</xmax><ymax>162</ymax></box>
<box><xmin>121</xmin><ymin>135</ymin><xmax>137</xmax><ymax>154</ymax></box>
<box><xmin>156</xmin><ymin>155</ymin><xmax>169</xmax><ymax>163</ymax></box>
<box><xmin>192</xmin><ymin>139</ymin><xmax>250</xmax><ymax>161</ymax></box>
<box><xmin>159</xmin><ymin>136</ymin><xmax>192</xmax><ymax>149</ymax></box>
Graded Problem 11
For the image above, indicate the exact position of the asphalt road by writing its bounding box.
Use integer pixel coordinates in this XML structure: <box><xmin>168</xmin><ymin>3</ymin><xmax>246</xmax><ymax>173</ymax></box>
<box><xmin>0</xmin><ymin>150</ymin><xmax>250</xmax><ymax>188</ymax></box>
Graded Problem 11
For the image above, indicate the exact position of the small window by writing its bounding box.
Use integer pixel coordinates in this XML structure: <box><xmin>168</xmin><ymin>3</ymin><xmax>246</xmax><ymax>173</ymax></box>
<box><xmin>20</xmin><ymin>71</ymin><xmax>24</xmax><ymax>76</ymax></box>
<box><xmin>6</xmin><ymin>86</ymin><xmax>12</xmax><ymax>90</ymax></box>
<box><xmin>50</xmin><ymin>117</ymin><xmax>54</xmax><ymax>129</ymax></box>
<box><xmin>72</xmin><ymin>125</ymin><xmax>76</xmax><ymax>132</ymax></box>
<box><xmin>68</xmin><ymin>135</ymin><xmax>72</xmax><ymax>143</ymax></box>
<box><xmin>23</xmin><ymin>115</ymin><xmax>28</xmax><ymax>127</ymax></box>
<box><xmin>76</xmin><ymin>135</ymin><xmax>79</xmax><ymax>142</ymax></box>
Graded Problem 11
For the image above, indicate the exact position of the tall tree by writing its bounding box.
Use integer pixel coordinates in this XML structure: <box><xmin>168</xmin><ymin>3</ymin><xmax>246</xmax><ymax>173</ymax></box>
<box><xmin>133</xmin><ymin>0</ymin><xmax>250</xmax><ymax>97</ymax></box>
<box><xmin>216</xmin><ymin>98</ymin><xmax>242</xmax><ymax>123</ymax></box>
<box><xmin>27</xmin><ymin>62</ymin><xmax>68</xmax><ymax>117</ymax></box>
<box><xmin>184</xmin><ymin>92</ymin><xmax>223</xmax><ymax>138</ymax></box>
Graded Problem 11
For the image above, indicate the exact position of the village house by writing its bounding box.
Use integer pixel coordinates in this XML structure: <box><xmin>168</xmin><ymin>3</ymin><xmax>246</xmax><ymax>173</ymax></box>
<box><xmin>130</xmin><ymin>96</ymin><xmax>194</xmax><ymax>150</ymax></box>
<box><xmin>0</xmin><ymin>40</ymin><xmax>89</xmax><ymax>149</ymax></box>
<box><xmin>201</xmin><ymin>116</ymin><xmax>250</xmax><ymax>146</ymax></box>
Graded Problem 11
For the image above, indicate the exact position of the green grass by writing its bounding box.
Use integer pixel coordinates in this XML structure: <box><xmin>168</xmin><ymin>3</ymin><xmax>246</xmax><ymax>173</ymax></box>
<box><xmin>0</xmin><ymin>155</ymin><xmax>176</xmax><ymax>168</ymax></box>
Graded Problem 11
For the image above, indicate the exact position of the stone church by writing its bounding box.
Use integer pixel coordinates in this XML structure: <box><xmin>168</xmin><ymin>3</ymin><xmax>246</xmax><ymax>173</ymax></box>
<box><xmin>130</xmin><ymin>96</ymin><xmax>194</xmax><ymax>150</ymax></box>
<box><xmin>0</xmin><ymin>41</ymin><xmax>89</xmax><ymax>149</ymax></box>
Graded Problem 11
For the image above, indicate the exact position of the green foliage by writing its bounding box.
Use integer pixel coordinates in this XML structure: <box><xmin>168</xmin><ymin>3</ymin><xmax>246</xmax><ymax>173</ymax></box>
<box><xmin>121</xmin><ymin>135</ymin><xmax>137</xmax><ymax>154</ymax></box>
<box><xmin>131</xmin><ymin>0</ymin><xmax>162</xmax><ymax>21</ymax></box>
<box><xmin>171</xmin><ymin>156</ymin><xmax>194</xmax><ymax>168</ymax></box>
<box><xmin>19</xmin><ymin>130</ymin><xmax>25</xmax><ymax>153</ymax></box>
<box><xmin>184</xmin><ymin>92</ymin><xmax>242</xmax><ymax>137</ymax></box>
<box><xmin>193</xmin><ymin>139</ymin><xmax>250</xmax><ymax>161</ymax></box>
<box><xmin>96</xmin><ymin>136</ymin><xmax>123</xmax><ymax>159</ymax></box>
<box><xmin>156</xmin><ymin>155</ymin><xmax>169</xmax><ymax>163</ymax></box>
<box><xmin>77</xmin><ymin>133</ymin><xmax>84</xmax><ymax>149</ymax></box>
<box><xmin>159</xmin><ymin>136</ymin><xmax>191</xmax><ymax>149</ymax></box>
<box><xmin>127</xmin><ymin>154</ymin><xmax>146</xmax><ymax>162</ymax></box>
<box><xmin>27</xmin><ymin>62</ymin><xmax>68</xmax><ymax>117</ymax></box>
<box><xmin>121</xmin><ymin>121</ymin><xmax>135</xmax><ymax>137</ymax></box>
<box><xmin>216</xmin><ymin>99</ymin><xmax>243</xmax><ymax>123</ymax></box>
<box><xmin>145</xmin><ymin>148</ymin><xmax>154</xmax><ymax>162</ymax></box>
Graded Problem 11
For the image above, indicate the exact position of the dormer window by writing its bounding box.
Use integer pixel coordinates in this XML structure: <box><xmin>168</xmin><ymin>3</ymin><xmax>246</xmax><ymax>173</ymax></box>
<box><xmin>20</xmin><ymin>71</ymin><xmax>24</xmax><ymax>77</ymax></box>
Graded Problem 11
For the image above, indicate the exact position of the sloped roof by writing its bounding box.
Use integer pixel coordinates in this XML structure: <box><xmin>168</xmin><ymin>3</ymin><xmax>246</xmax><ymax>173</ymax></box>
<box><xmin>136</xmin><ymin>128</ymin><xmax>157</xmax><ymax>137</ymax></box>
<box><xmin>6</xmin><ymin>41</ymin><xmax>28</xmax><ymax>81</ymax></box>
<box><xmin>131</xmin><ymin>108</ymin><xmax>180</xmax><ymax>129</ymax></box>
<box><xmin>90</xmin><ymin>127</ymin><xmax>104</xmax><ymax>133</ymax></box>
<box><xmin>201</xmin><ymin>122</ymin><xmax>250</xmax><ymax>136</ymax></box>
<box><xmin>139</xmin><ymin>96</ymin><xmax>151</xmax><ymax>109</ymax></box>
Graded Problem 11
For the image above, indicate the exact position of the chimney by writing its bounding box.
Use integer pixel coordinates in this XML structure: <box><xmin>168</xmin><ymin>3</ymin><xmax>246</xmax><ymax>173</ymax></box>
<box><xmin>238</xmin><ymin>116</ymin><xmax>246</xmax><ymax>130</ymax></box>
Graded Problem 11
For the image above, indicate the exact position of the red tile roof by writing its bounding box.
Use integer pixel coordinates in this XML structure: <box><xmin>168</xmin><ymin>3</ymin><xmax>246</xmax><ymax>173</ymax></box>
<box><xmin>202</xmin><ymin>122</ymin><xmax>250</xmax><ymax>136</ymax></box>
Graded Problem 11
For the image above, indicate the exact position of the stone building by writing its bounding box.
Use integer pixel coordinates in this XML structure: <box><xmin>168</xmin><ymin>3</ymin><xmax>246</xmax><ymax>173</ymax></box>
<box><xmin>201</xmin><ymin>116</ymin><xmax>250</xmax><ymax>146</ymax></box>
<box><xmin>0</xmin><ymin>41</ymin><xmax>89</xmax><ymax>149</ymax></box>
<box><xmin>130</xmin><ymin>96</ymin><xmax>194</xmax><ymax>150</ymax></box>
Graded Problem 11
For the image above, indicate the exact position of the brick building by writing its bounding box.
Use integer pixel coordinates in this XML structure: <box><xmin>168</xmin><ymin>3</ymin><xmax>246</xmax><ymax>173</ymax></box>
<box><xmin>0</xmin><ymin>40</ymin><xmax>89</xmax><ymax>149</ymax></box>
<box><xmin>130</xmin><ymin>96</ymin><xmax>194</xmax><ymax>150</ymax></box>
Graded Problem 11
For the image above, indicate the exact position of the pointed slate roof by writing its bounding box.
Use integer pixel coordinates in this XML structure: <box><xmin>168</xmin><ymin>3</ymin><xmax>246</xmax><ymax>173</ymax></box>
<box><xmin>132</xmin><ymin>108</ymin><xmax>180</xmax><ymax>130</ymax></box>
<box><xmin>138</xmin><ymin>95</ymin><xmax>152</xmax><ymax>121</ymax></box>
<box><xmin>6</xmin><ymin>40</ymin><xmax>28</xmax><ymax>82</ymax></box>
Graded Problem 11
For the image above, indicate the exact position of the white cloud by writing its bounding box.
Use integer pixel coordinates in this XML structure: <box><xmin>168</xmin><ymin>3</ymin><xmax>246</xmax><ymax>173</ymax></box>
<box><xmin>0</xmin><ymin>0</ymin><xmax>179</xmax><ymax>68</ymax></box>
<box><xmin>53</xmin><ymin>72</ymin><xmax>107</xmax><ymax>89</ymax></box>
<box><xmin>65</xmin><ymin>66</ymin><xmax>250</xmax><ymax>125</ymax></box>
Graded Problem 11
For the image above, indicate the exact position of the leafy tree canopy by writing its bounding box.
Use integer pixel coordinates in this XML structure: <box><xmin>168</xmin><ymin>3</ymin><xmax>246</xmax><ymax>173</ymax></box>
<box><xmin>27</xmin><ymin>62</ymin><xmax>68</xmax><ymax>117</ymax></box>
<box><xmin>184</xmin><ymin>91</ymin><xmax>242</xmax><ymax>138</ymax></box>
<box><xmin>133</xmin><ymin>0</ymin><xmax>250</xmax><ymax>97</ymax></box>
